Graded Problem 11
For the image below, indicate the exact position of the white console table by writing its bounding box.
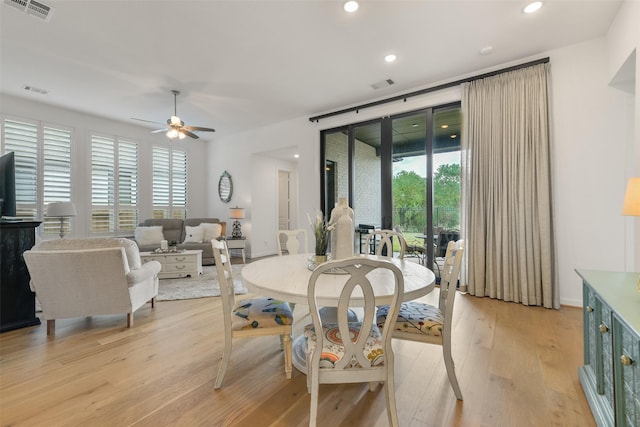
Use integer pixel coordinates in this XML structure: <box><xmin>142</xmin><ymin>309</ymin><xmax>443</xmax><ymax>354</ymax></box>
<box><xmin>140</xmin><ymin>249</ymin><xmax>203</xmax><ymax>279</ymax></box>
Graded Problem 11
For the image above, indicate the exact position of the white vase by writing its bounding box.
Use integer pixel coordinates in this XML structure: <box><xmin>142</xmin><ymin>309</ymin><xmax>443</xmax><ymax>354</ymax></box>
<box><xmin>328</xmin><ymin>197</ymin><xmax>354</xmax><ymax>260</ymax></box>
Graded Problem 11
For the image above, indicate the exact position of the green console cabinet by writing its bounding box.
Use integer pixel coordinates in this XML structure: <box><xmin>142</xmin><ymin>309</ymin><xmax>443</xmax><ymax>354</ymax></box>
<box><xmin>576</xmin><ymin>270</ymin><xmax>640</xmax><ymax>427</ymax></box>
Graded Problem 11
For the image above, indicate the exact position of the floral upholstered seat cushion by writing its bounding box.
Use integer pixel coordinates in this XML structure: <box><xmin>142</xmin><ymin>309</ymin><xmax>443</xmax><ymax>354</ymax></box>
<box><xmin>376</xmin><ymin>302</ymin><xmax>444</xmax><ymax>336</ymax></box>
<box><xmin>303</xmin><ymin>322</ymin><xmax>385</xmax><ymax>369</ymax></box>
<box><xmin>232</xmin><ymin>298</ymin><xmax>293</xmax><ymax>330</ymax></box>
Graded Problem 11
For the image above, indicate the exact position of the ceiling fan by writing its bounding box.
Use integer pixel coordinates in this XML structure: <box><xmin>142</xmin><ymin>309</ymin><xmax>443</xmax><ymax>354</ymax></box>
<box><xmin>132</xmin><ymin>90</ymin><xmax>215</xmax><ymax>140</ymax></box>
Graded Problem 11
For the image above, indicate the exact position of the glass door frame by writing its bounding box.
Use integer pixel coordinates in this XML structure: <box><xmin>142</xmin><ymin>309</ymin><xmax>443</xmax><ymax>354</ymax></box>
<box><xmin>320</xmin><ymin>101</ymin><xmax>460</xmax><ymax>269</ymax></box>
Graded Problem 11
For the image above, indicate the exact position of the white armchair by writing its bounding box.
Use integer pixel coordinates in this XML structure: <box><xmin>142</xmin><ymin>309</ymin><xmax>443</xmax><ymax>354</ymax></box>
<box><xmin>23</xmin><ymin>238</ymin><xmax>161</xmax><ymax>335</ymax></box>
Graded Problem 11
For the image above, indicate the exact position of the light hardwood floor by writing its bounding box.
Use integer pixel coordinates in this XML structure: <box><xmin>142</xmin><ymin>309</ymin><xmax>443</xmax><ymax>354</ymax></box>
<box><xmin>0</xmin><ymin>266</ymin><xmax>594</xmax><ymax>427</ymax></box>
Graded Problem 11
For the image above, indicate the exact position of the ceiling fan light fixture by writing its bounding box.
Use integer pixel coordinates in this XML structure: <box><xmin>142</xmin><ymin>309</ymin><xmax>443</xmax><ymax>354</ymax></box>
<box><xmin>178</xmin><ymin>131</ymin><xmax>186</xmax><ymax>140</ymax></box>
<box><xmin>167</xmin><ymin>128</ymin><xmax>179</xmax><ymax>139</ymax></box>
<box><xmin>170</xmin><ymin>115</ymin><xmax>181</xmax><ymax>126</ymax></box>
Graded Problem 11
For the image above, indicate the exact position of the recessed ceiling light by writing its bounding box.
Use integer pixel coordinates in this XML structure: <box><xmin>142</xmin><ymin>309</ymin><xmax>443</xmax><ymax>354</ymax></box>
<box><xmin>479</xmin><ymin>46</ymin><xmax>494</xmax><ymax>55</ymax></box>
<box><xmin>385</xmin><ymin>54</ymin><xmax>397</xmax><ymax>63</ymax></box>
<box><xmin>344</xmin><ymin>1</ymin><xmax>359</xmax><ymax>13</ymax></box>
<box><xmin>294</xmin><ymin>154</ymin><xmax>299</xmax><ymax>158</ymax></box>
<box><xmin>523</xmin><ymin>1</ymin><xmax>543</xmax><ymax>14</ymax></box>
<box><xmin>450</xmin><ymin>134</ymin><xmax>457</xmax><ymax>139</ymax></box>
<box><xmin>441</xmin><ymin>124</ymin><xmax>449</xmax><ymax>129</ymax></box>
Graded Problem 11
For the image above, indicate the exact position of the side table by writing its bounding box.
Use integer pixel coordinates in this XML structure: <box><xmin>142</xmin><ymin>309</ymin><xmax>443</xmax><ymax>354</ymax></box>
<box><xmin>226</xmin><ymin>237</ymin><xmax>246</xmax><ymax>263</ymax></box>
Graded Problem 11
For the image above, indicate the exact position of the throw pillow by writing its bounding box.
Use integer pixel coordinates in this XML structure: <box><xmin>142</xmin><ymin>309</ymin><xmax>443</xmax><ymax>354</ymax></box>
<box><xmin>183</xmin><ymin>225</ymin><xmax>204</xmax><ymax>243</ymax></box>
<box><xmin>134</xmin><ymin>226</ymin><xmax>164</xmax><ymax>246</ymax></box>
<box><xmin>200</xmin><ymin>222</ymin><xmax>222</xmax><ymax>242</ymax></box>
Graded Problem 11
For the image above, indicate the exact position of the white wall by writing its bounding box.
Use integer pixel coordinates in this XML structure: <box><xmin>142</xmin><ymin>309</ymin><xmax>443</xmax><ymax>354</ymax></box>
<box><xmin>0</xmin><ymin>95</ymin><xmax>209</xmax><ymax>238</ymax></box>
<box><xmin>2</xmin><ymin>2</ymin><xmax>636</xmax><ymax>307</ymax></box>
<box><xmin>208</xmin><ymin>3</ymin><xmax>638</xmax><ymax>307</ymax></box>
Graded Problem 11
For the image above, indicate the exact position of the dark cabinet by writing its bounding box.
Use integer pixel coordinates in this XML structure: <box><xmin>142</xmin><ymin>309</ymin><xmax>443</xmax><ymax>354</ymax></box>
<box><xmin>1</xmin><ymin>221</ymin><xmax>41</xmax><ymax>332</ymax></box>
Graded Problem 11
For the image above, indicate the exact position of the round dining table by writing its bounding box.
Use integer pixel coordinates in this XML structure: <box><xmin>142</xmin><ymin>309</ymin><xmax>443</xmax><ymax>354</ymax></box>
<box><xmin>241</xmin><ymin>253</ymin><xmax>436</xmax><ymax>306</ymax></box>
<box><xmin>241</xmin><ymin>253</ymin><xmax>436</xmax><ymax>373</ymax></box>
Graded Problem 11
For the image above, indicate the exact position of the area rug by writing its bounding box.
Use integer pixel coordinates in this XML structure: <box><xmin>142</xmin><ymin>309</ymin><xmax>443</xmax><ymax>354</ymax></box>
<box><xmin>157</xmin><ymin>264</ymin><xmax>247</xmax><ymax>301</ymax></box>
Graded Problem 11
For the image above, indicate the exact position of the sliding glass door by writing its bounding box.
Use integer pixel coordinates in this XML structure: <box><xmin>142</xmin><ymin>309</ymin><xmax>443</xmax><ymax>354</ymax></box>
<box><xmin>321</xmin><ymin>103</ymin><xmax>461</xmax><ymax>267</ymax></box>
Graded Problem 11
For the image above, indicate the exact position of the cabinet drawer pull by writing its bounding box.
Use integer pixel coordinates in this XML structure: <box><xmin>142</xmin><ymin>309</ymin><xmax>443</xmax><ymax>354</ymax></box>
<box><xmin>586</xmin><ymin>305</ymin><xmax>593</xmax><ymax>312</ymax></box>
<box><xmin>599</xmin><ymin>324</ymin><xmax>609</xmax><ymax>333</ymax></box>
<box><xmin>621</xmin><ymin>355</ymin><xmax>633</xmax><ymax>366</ymax></box>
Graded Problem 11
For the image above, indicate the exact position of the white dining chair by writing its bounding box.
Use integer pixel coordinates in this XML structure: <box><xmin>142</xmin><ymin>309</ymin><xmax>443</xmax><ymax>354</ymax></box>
<box><xmin>364</xmin><ymin>229</ymin><xmax>407</xmax><ymax>259</ymax></box>
<box><xmin>277</xmin><ymin>229</ymin><xmax>308</xmax><ymax>255</ymax></box>
<box><xmin>376</xmin><ymin>239</ymin><xmax>465</xmax><ymax>400</ymax></box>
<box><xmin>305</xmin><ymin>257</ymin><xmax>404</xmax><ymax>427</ymax></box>
<box><xmin>211</xmin><ymin>239</ymin><xmax>293</xmax><ymax>389</ymax></box>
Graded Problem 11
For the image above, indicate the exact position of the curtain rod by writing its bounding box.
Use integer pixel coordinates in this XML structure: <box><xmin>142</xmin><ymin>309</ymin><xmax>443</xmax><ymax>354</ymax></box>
<box><xmin>308</xmin><ymin>57</ymin><xmax>550</xmax><ymax>122</ymax></box>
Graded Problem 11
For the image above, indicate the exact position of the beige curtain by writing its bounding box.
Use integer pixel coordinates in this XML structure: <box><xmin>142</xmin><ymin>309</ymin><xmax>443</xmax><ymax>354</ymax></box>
<box><xmin>461</xmin><ymin>63</ymin><xmax>558</xmax><ymax>309</ymax></box>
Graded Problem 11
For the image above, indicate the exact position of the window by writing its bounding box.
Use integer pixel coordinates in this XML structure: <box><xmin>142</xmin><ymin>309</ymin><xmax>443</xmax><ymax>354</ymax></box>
<box><xmin>153</xmin><ymin>146</ymin><xmax>187</xmax><ymax>219</ymax></box>
<box><xmin>91</xmin><ymin>134</ymin><xmax>138</xmax><ymax>233</ymax></box>
<box><xmin>2</xmin><ymin>118</ymin><xmax>72</xmax><ymax>235</ymax></box>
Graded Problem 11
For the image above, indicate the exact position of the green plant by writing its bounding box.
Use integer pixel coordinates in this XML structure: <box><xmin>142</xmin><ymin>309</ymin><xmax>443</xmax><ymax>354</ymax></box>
<box><xmin>308</xmin><ymin>211</ymin><xmax>329</xmax><ymax>256</ymax></box>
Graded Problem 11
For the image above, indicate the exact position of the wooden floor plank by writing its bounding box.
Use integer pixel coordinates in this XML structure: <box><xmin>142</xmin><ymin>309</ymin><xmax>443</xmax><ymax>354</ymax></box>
<box><xmin>0</xmin><ymin>277</ymin><xmax>595</xmax><ymax>426</ymax></box>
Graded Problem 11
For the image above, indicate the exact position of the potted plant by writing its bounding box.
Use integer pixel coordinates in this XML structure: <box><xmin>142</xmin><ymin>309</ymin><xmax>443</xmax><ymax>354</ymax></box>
<box><xmin>309</xmin><ymin>211</ymin><xmax>329</xmax><ymax>264</ymax></box>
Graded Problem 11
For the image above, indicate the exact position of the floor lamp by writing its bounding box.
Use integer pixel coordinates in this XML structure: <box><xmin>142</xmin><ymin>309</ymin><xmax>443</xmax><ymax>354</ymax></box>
<box><xmin>622</xmin><ymin>177</ymin><xmax>640</xmax><ymax>291</ymax></box>
<box><xmin>46</xmin><ymin>201</ymin><xmax>77</xmax><ymax>238</ymax></box>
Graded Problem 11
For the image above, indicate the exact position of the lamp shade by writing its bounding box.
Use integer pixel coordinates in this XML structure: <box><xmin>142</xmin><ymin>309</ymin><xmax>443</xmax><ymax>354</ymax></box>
<box><xmin>229</xmin><ymin>207</ymin><xmax>245</xmax><ymax>219</ymax></box>
<box><xmin>46</xmin><ymin>201</ymin><xmax>77</xmax><ymax>217</ymax></box>
<box><xmin>622</xmin><ymin>178</ymin><xmax>640</xmax><ymax>216</ymax></box>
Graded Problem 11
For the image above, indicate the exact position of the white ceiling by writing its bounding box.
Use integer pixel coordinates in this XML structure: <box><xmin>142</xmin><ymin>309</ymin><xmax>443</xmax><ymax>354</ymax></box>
<box><xmin>0</xmin><ymin>0</ymin><xmax>622</xmax><ymax>140</ymax></box>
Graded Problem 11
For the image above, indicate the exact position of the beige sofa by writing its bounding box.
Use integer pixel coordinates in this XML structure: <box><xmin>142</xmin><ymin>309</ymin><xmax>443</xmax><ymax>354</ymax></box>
<box><xmin>23</xmin><ymin>238</ymin><xmax>161</xmax><ymax>335</ymax></box>
<box><xmin>135</xmin><ymin>218</ymin><xmax>226</xmax><ymax>265</ymax></box>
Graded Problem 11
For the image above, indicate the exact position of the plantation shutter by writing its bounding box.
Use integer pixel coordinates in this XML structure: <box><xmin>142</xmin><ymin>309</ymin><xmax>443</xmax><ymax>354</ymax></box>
<box><xmin>43</xmin><ymin>126</ymin><xmax>72</xmax><ymax>235</ymax></box>
<box><xmin>3</xmin><ymin>120</ymin><xmax>38</xmax><ymax>219</ymax></box>
<box><xmin>91</xmin><ymin>135</ymin><xmax>115</xmax><ymax>232</ymax></box>
<box><xmin>118</xmin><ymin>140</ymin><xmax>138</xmax><ymax>230</ymax></box>
<box><xmin>153</xmin><ymin>146</ymin><xmax>170</xmax><ymax>218</ymax></box>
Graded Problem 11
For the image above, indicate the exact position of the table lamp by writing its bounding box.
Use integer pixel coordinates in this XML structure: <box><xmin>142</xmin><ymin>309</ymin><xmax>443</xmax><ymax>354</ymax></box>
<box><xmin>622</xmin><ymin>177</ymin><xmax>640</xmax><ymax>291</ymax></box>
<box><xmin>46</xmin><ymin>201</ymin><xmax>77</xmax><ymax>238</ymax></box>
<box><xmin>229</xmin><ymin>206</ymin><xmax>245</xmax><ymax>238</ymax></box>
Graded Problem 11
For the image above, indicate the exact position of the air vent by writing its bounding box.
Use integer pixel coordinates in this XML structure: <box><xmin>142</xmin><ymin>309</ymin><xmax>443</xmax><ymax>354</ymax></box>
<box><xmin>4</xmin><ymin>0</ymin><xmax>54</xmax><ymax>21</ymax></box>
<box><xmin>23</xmin><ymin>85</ymin><xmax>48</xmax><ymax>95</ymax></box>
<box><xmin>371</xmin><ymin>78</ymin><xmax>395</xmax><ymax>90</ymax></box>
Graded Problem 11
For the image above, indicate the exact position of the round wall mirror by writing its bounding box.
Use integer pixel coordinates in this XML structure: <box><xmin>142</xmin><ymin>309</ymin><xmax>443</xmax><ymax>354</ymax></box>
<box><xmin>218</xmin><ymin>171</ymin><xmax>233</xmax><ymax>203</ymax></box>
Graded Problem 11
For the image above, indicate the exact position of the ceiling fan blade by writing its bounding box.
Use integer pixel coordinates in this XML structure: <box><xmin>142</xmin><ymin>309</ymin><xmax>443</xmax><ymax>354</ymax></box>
<box><xmin>181</xmin><ymin>129</ymin><xmax>200</xmax><ymax>139</ymax></box>
<box><xmin>151</xmin><ymin>128</ymin><xmax>168</xmax><ymax>134</ymax></box>
<box><xmin>131</xmin><ymin>117</ymin><xmax>165</xmax><ymax>126</ymax></box>
<box><xmin>183</xmin><ymin>125</ymin><xmax>216</xmax><ymax>132</ymax></box>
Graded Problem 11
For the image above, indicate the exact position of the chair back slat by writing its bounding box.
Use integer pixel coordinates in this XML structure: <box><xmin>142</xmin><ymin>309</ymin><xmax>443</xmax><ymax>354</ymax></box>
<box><xmin>364</xmin><ymin>229</ymin><xmax>407</xmax><ymax>259</ymax></box>
<box><xmin>277</xmin><ymin>229</ymin><xmax>308</xmax><ymax>255</ymax></box>
<box><xmin>211</xmin><ymin>239</ymin><xmax>236</xmax><ymax>318</ymax></box>
<box><xmin>438</xmin><ymin>239</ymin><xmax>464</xmax><ymax>323</ymax></box>
<box><xmin>308</xmin><ymin>257</ymin><xmax>403</xmax><ymax>370</ymax></box>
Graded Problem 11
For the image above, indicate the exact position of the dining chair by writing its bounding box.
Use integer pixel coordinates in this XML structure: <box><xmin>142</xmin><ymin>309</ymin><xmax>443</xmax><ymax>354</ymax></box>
<box><xmin>394</xmin><ymin>225</ymin><xmax>424</xmax><ymax>262</ymax></box>
<box><xmin>364</xmin><ymin>229</ymin><xmax>407</xmax><ymax>259</ymax></box>
<box><xmin>277</xmin><ymin>229</ymin><xmax>308</xmax><ymax>255</ymax></box>
<box><xmin>211</xmin><ymin>239</ymin><xmax>293</xmax><ymax>389</ymax></box>
<box><xmin>376</xmin><ymin>239</ymin><xmax>465</xmax><ymax>400</ymax></box>
<box><xmin>305</xmin><ymin>257</ymin><xmax>404</xmax><ymax>427</ymax></box>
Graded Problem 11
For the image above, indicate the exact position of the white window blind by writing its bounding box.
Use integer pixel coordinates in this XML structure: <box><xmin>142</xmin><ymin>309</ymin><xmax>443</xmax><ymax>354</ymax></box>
<box><xmin>91</xmin><ymin>135</ymin><xmax>139</xmax><ymax>233</ymax></box>
<box><xmin>2</xmin><ymin>120</ymin><xmax>72</xmax><ymax>229</ymax></box>
<box><xmin>118</xmin><ymin>140</ymin><xmax>138</xmax><ymax>231</ymax></box>
<box><xmin>153</xmin><ymin>147</ymin><xmax>170</xmax><ymax>218</ymax></box>
<box><xmin>3</xmin><ymin>120</ymin><xmax>38</xmax><ymax>219</ymax></box>
<box><xmin>172</xmin><ymin>149</ymin><xmax>187</xmax><ymax>219</ymax></box>
<box><xmin>153</xmin><ymin>146</ymin><xmax>187</xmax><ymax>219</ymax></box>
<box><xmin>42</xmin><ymin>126</ymin><xmax>72</xmax><ymax>235</ymax></box>
<box><xmin>91</xmin><ymin>135</ymin><xmax>115</xmax><ymax>232</ymax></box>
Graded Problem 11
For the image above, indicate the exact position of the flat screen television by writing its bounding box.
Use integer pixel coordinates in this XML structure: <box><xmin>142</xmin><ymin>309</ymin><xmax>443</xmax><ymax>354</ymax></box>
<box><xmin>0</xmin><ymin>152</ymin><xmax>17</xmax><ymax>218</ymax></box>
